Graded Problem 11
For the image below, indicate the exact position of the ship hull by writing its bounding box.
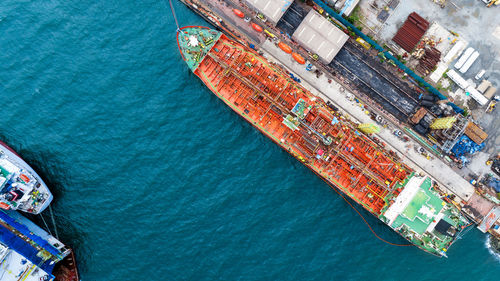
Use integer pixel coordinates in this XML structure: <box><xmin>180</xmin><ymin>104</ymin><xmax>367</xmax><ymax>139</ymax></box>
<box><xmin>176</xmin><ymin>26</ymin><xmax>466</xmax><ymax>256</ymax></box>
<box><xmin>0</xmin><ymin>210</ymin><xmax>71</xmax><ymax>281</ymax></box>
<box><xmin>0</xmin><ymin>141</ymin><xmax>53</xmax><ymax>214</ymax></box>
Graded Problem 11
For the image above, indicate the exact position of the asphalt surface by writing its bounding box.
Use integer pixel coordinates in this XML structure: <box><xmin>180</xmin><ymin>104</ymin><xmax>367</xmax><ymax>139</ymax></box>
<box><xmin>330</xmin><ymin>45</ymin><xmax>419</xmax><ymax>120</ymax></box>
<box><xmin>276</xmin><ymin>1</ymin><xmax>308</xmax><ymax>36</ymax></box>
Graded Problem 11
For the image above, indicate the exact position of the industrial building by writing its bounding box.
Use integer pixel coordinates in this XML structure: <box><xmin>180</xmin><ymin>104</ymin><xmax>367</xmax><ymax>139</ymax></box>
<box><xmin>244</xmin><ymin>0</ymin><xmax>292</xmax><ymax>25</ymax></box>
<box><xmin>446</xmin><ymin>70</ymin><xmax>489</xmax><ymax>106</ymax></box>
<box><xmin>292</xmin><ymin>10</ymin><xmax>348</xmax><ymax>63</ymax></box>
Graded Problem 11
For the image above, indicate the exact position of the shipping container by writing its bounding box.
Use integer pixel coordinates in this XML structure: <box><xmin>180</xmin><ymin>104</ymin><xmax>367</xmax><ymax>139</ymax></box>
<box><xmin>459</xmin><ymin>51</ymin><xmax>479</xmax><ymax>74</ymax></box>
<box><xmin>477</xmin><ymin>80</ymin><xmax>492</xmax><ymax>94</ymax></box>
<box><xmin>454</xmin><ymin>47</ymin><xmax>474</xmax><ymax>69</ymax></box>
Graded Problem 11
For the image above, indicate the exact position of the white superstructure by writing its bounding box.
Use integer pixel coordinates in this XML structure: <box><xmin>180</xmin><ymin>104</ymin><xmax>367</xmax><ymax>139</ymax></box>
<box><xmin>0</xmin><ymin>142</ymin><xmax>52</xmax><ymax>214</ymax></box>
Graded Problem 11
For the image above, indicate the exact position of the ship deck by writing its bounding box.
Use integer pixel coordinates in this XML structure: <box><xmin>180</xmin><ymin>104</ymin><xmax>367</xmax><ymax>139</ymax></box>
<box><xmin>176</xmin><ymin>26</ymin><xmax>472</xmax><ymax>256</ymax></box>
<box><xmin>387</xmin><ymin>176</ymin><xmax>467</xmax><ymax>253</ymax></box>
<box><xmin>178</xmin><ymin>27</ymin><xmax>412</xmax><ymax>216</ymax></box>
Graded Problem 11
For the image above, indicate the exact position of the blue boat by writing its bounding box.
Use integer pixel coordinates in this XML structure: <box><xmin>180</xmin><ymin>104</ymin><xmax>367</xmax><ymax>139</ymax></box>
<box><xmin>0</xmin><ymin>209</ymin><xmax>71</xmax><ymax>281</ymax></box>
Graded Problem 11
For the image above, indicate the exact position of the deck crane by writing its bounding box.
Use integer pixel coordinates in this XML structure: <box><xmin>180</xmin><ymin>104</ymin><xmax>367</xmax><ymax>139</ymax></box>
<box><xmin>339</xmin><ymin>0</ymin><xmax>355</xmax><ymax>16</ymax></box>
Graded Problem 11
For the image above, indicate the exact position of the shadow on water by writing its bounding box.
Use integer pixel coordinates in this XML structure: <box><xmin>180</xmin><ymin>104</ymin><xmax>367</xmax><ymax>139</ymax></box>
<box><xmin>0</xmin><ymin>133</ymin><xmax>88</xmax><ymax>271</ymax></box>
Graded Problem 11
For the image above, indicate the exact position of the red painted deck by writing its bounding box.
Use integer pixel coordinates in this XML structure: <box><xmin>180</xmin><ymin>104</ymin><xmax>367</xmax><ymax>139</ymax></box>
<box><xmin>183</xmin><ymin>29</ymin><xmax>412</xmax><ymax>216</ymax></box>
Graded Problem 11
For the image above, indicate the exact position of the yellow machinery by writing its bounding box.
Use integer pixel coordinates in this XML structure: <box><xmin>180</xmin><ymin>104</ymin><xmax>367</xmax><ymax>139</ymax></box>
<box><xmin>356</xmin><ymin>38</ymin><xmax>371</xmax><ymax>50</ymax></box>
<box><xmin>487</xmin><ymin>0</ymin><xmax>499</xmax><ymax>7</ymax></box>
<box><xmin>358</xmin><ymin>123</ymin><xmax>380</xmax><ymax>134</ymax></box>
<box><xmin>430</xmin><ymin>117</ymin><xmax>456</xmax><ymax>129</ymax></box>
<box><xmin>486</xmin><ymin>101</ymin><xmax>496</xmax><ymax>113</ymax></box>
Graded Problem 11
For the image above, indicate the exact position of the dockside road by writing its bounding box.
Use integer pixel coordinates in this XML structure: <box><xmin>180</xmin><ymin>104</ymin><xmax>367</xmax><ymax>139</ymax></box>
<box><xmin>184</xmin><ymin>0</ymin><xmax>476</xmax><ymax>204</ymax></box>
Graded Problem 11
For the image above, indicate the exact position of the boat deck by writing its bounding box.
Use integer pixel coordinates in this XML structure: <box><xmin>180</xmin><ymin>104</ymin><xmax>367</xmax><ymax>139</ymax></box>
<box><xmin>176</xmin><ymin>26</ymin><xmax>472</xmax><ymax>256</ymax></box>
<box><xmin>389</xmin><ymin>176</ymin><xmax>467</xmax><ymax>254</ymax></box>
<box><xmin>179</xmin><ymin>27</ymin><xmax>412</xmax><ymax>216</ymax></box>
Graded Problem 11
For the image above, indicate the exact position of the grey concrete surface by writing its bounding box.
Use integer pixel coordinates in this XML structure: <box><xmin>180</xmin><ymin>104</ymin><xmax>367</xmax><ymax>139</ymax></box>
<box><xmin>376</xmin><ymin>0</ymin><xmax>500</xmax><ymax>89</ymax></box>
<box><xmin>188</xmin><ymin>0</ymin><xmax>486</xmax><ymax>202</ymax></box>
<box><xmin>363</xmin><ymin>0</ymin><xmax>499</xmax><ymax>174</ymax></box>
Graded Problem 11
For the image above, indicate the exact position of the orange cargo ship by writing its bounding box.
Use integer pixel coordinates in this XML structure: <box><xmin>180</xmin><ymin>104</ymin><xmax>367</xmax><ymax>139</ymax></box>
<box><xmin>177</xmin><ymin>26</ymin><xmax>469</xmax><ymax>256</ymax></box>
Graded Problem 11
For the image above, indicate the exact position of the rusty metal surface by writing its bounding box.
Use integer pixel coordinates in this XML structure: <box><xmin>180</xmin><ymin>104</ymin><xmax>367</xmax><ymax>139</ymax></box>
<box><xmin>392</xmin><ymin>12</ymin><xmax>429</xmax><ymax>52</ymax></box>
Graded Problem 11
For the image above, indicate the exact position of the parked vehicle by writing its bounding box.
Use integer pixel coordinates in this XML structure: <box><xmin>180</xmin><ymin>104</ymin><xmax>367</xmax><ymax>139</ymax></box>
<box><xmin>475</xmin><ymin>69</ymin><xmax>486</xmax><ymax>80</ymax></box>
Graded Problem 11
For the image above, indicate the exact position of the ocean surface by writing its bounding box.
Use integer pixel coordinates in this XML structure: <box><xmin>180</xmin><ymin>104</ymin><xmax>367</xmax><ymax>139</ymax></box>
<box><xmin>0</xmin><ymin>1</ymin><xmax>498</xmax><ymax>280</ymax></box>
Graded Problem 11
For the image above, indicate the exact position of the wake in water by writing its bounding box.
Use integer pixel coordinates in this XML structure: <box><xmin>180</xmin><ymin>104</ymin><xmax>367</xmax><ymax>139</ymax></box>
<box><xmin>485</xmin><ymin>235</ymin><xmax>500</xmax><ymax>262</ymax></box>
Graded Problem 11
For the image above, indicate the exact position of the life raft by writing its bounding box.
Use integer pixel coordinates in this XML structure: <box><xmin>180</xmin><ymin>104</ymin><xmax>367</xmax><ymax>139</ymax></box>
<box><xmin>292</xmin><ymin>52</ymin><xmax>306</xmax><ymax>64</ymax></box>
<box><xmin>233</xmin><ymin>9</ymin><xmax>244</xmax><ymax>18</ymax></box>
<box><xmin>278</xmin><ymin>42</ymin><xmax>292</xmax><ymax>54</ymax></box>
<box><xmin>20</xmin><ymin>174</ymin><xmax>30</xmax><ymax>183</ymax></box>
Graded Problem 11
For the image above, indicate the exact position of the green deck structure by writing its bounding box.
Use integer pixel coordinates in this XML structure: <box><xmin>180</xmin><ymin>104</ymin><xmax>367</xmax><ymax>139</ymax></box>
<box><xmin>177</xmin><ymin>27</ymin><xmax>221</xmax><ymax>71</ymax></box>
<box><xmin>387</xmin><ymin>176</ymin><xmax>466</xmax><ymax>255</ymax></box>
<box><xmin>392</xmin><ymin>177</ymin><xmax>445</xmax><ymax>235</ymax></box>
<box><xmin>403</xmin><ymin>190</ymin><xmax>430</xmax><ymax>221</ymax></box>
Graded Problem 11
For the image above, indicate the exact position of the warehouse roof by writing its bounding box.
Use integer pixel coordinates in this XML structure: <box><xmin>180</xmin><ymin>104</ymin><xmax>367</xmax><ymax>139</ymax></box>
<box><xmin>244</xmin><ymin>0</ymin><xmax>292</xmax><ymax>24</ymax></box>
<box><xmin>292</xmin><ymin>10</ymin><xmax>348</xmax><ymax>63</ymax></box>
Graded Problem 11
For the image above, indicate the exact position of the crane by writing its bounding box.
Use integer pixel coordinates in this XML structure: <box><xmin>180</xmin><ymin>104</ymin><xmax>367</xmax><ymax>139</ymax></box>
<box><xmin>339</xmin><ymin>0</ymin><xmax>355</xmax><ymax>16</ymax></box>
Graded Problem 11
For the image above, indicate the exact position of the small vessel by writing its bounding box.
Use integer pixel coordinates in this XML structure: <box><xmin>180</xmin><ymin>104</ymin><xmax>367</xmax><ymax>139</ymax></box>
<box><xmin>0</xmin><ymin>141</ymin><xmax>53</xmax><ymax>214</ymax></box>
<box><xmin>0</xmin><ymin>209</ymin><xmax>77</xmax><ymax>281</ymax></box>
<box><xmin>177</xmin><ymin>26</ymin><xmax>470</xmax><ymax>256</ymax></box>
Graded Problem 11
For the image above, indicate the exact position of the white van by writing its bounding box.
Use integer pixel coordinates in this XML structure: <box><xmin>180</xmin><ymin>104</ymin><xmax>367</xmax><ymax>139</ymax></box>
<box><xmin>475</xmin><ymin>69</ymin><xmax>486</xmax><ymax>80</ymax></box>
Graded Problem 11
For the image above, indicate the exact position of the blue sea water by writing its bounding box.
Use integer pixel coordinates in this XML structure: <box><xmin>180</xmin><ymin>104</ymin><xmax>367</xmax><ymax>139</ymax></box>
<box><xmin>0</xmin><ymin>0</ymin><xmax>499</xmax><ymax>280</ymax></box>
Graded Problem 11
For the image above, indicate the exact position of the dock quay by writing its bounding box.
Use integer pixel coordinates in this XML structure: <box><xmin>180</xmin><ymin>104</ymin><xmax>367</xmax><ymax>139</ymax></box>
<box><xmin>179</xmin><ymin>0</ymin><xmax>500</xmax><ymax>243</ymax></box>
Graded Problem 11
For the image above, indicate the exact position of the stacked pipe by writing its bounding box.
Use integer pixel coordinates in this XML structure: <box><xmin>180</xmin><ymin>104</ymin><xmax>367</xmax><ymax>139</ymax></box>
<box><xmin>417</xmin><ymin>47</ymin><xmax>441</xmax><ymax>75</ymax></box>
<box><xmin>392</xmin><ymin>12</ymin><xmax>430</xmax><ymax>53</ymax></box>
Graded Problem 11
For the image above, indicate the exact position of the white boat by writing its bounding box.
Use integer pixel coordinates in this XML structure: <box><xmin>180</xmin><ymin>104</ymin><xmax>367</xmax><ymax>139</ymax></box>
<box><xmin>0</xmin><ymin>141</ymin><xmax>52</xmax><ymax>214</ymax></box>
